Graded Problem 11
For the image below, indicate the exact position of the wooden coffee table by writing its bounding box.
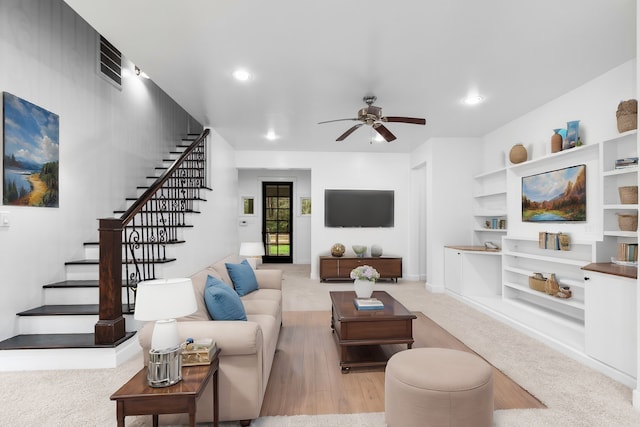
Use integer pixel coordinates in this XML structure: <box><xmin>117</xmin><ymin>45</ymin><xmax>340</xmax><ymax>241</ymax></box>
<box><xmin>110</xmin><ymin>348</ymin><xmax>220</xmax><ymax>427</ymax></box>
<box><xmin>330</xmin><ymin>291</ymin><xmax>416</xmax><ymax>372</ymax></box>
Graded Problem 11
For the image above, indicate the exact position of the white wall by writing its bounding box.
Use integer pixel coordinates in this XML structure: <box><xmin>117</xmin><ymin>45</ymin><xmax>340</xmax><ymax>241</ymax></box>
<box><xmin>410</xmin><ymin>137</ymin><xmax>483</xmax><ymax>290</ymax></box>
<box><xmin>236</xmin><ymin>151</ymin><xmax>412</xmax><ymax>279</ymax></box>
<box><xmin>483</xmin><ymin>60</ymin><xmax>637</xmax><ymax>241</ymax></box>
<box><xmin>162</xmin><ymin>128</ymin><xmax>240</xmax><ymax>277</ymax></box>
<box><xmin>237</xmin><ymin>169</ymin><xmax>312</xmax><ymax>264</ymax></box>
<box><xmin>0</xmin><ymin>1</ymin><xmax>242</xmax><ymax>341</ymax></box>
<box><xmin>483</xmin><ymin>60</ymin><xmax>636</xmax><ymax>169</ymax></box>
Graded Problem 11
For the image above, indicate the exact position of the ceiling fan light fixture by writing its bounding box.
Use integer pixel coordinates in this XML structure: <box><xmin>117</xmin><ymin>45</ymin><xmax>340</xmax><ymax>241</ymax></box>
<box><xmin>372</xmin><ymin>133</ymin><xmax>385</xmax><ymax>143</ymax></box>
<box><xmin>462</xmin><ymin>95</ymin><xmax>484</xmax><ymax>106</ymax></box>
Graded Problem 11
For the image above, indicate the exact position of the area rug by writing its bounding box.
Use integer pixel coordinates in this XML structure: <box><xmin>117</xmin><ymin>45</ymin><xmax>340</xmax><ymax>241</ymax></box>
<box><xmin>260</xmin><ymin>310</ymin><xmax>543</xmax><ymax>418</ymax></box>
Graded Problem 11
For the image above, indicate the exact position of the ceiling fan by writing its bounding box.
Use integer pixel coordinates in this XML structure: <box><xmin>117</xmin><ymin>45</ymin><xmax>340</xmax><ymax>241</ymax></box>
<box><xmin>318</xmin><ymin>95</ymin><xmax>426</xmax><ymax>142</ymax></box>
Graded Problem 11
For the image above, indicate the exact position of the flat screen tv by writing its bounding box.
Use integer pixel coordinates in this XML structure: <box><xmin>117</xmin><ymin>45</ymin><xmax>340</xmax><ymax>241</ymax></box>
<box><xmin>324</xmin><ymin>189</ymin><xmax>394</xmax><ymax>228</ymax></box>
<box><xmin>522</xmin><ymin>164</ymin><xmax>586</xmax><ymax>222</ymax></box>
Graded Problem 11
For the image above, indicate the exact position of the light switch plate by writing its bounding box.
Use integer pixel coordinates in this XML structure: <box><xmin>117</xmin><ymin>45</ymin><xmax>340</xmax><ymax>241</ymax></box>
<box><xmin>0</xmin><ymin>211</ymin><xmax>10</xmax><ymax>227</ymax></box>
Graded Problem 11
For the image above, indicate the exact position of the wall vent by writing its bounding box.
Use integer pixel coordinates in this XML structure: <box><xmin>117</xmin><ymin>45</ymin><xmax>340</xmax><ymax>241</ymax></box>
<box><xmin>98</xmin><ymin>35</ymin><xmax>122</xmax><ymax>89</ymax></box>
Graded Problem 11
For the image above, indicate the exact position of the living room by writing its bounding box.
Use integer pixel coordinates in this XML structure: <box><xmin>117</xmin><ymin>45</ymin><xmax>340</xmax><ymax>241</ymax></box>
<box><xmin>1</xmin><ymin>0</ymin><xmax>639</xmax><ymax>425</ymax></box>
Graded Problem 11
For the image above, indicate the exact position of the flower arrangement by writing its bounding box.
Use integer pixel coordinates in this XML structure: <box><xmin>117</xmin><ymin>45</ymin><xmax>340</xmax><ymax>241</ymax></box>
<box><xmin>350</xmin><ymin>265</ymin><xmax>380</xmax><ymax>282</ymax></box>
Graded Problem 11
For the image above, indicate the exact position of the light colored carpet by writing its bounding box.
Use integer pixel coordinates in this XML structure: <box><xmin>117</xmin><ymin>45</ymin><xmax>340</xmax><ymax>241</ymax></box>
<box><xmin>1</xmin><ymin>264</ymin><xmax>639</xmax><ymax>426</ymax></box>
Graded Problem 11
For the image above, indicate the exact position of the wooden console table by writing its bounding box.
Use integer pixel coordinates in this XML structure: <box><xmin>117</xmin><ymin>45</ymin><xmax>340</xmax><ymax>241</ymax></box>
<box><xmin>320</xmin><ymin>256</ymin><xmax>402</xmax><ymax>282</ymax></box>
<box><xmin>110</xmin><ymin>349</ymin><xmax>220</xmax><ymax>427</ymax></box>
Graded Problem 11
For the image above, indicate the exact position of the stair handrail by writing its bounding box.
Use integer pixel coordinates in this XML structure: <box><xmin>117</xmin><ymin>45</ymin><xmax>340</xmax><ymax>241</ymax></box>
<box><xmin>120</xmin><ymin>129</ymin><xmax>210</xmax><ymax>224</ymax></box>
<box><xmin>95</xmin><ymin>129</ymin><xmax>209</xmax><ymax>345</ymax></box>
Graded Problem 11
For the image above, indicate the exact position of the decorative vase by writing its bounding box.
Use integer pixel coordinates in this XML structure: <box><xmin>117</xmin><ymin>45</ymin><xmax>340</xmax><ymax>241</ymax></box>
<box><xmin>331</xmin><ymin>243</ymin><xmax>345</xmax><ymax>257</ymax></box>
<box><xmin>545</xmin><ymin>273</ymin><xmax>559</xmax><ymax>296</ymax></box>
<box><xmin>352</xmin><ymin>245</ymin><xmax>367</xmax><ymax>258</ymax></box>
<box><xmin>371</xmin><ymin>244</ymin><xmax>383</xmax><ymax>257</ymax></box>
<box><xmin>551</xmin><ymin>129</ymin><xmax>562</xmax><ymax>153</ymax></box>
<box><xmin>354</xmin><ymin>279</ymin><xmax>374</xmax><ymax>298</ymax></box>
<box><xmin>565</xmin><ymin>120</ymin><xmax>580</xmax><ymax>149</ymax></box>
<box><xmin>509</xmin><ymin>144</ymin><xmax>527</xmax><ymax>164</ymax></box>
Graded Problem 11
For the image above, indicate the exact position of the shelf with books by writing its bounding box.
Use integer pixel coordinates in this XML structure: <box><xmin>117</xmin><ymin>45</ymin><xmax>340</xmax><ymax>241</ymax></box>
<box><xmin>473</xmin><ymin>167</ymin><xmax>507</xmax><ymax>245</ymax></box>
<box><xmin>600</xmin><ymin>130</ymin><xmax>638</xmax><ymax>264</ymax></box>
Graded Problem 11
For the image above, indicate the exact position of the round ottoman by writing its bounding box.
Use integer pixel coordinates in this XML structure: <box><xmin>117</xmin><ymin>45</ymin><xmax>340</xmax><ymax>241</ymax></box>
<box><xmin>385</xmin><ymin>348</ymin><xmax>493</xmax><ymax>427</ymax></box>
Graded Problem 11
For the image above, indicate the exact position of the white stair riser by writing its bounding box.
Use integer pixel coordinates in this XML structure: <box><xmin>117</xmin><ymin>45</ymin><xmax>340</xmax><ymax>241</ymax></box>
<box><xmin>84</xmin><ymin>244</ymin><xmax>181</xmax><ymax>262</ymax></box>
<box><xmin>44</xmin><ymin>287</ymin><xmax>131</xmax><ymax>305</ymax></box>
<box><xmin>18</xmin><ymin>314</ymin><xmax>138</xmax><ymax>335</ymax></box>
<box><xmin>84</xmin><ymin>245</ymin><xmax>99</xmax><ymax>259</ymax></box>
<box><xmin>65</xmin><ymin>263</ymin><xmax>167</xmax><ymax>281</ymax></box>
<box><xmin>0</xmin><ymin>337</ymin><xmax>141</xmax><ymax>371</ymax></box>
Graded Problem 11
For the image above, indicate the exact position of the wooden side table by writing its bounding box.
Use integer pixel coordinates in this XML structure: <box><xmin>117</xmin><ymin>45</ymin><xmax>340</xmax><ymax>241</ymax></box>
<box><xmin>110</xmin><ymin>349</ymin><xmax>220</xmax><ymax>427</ymax></box>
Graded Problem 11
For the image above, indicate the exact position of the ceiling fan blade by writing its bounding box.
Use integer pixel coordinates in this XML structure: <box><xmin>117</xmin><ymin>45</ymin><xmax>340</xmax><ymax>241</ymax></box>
<box><xmin>318</xmin><ymin>118</ymin><xmax>358</xmax><ymax>124</ymax></box>
<box><xmin>373</xmin><ymin>123</ymin><xmax>397</xmax><ymax>142</ymax></box>
<box><xmin>336</xmin><ymin>124</ymin><xmax>364</xmax><ymax>141</ymax></box>
<box><xmin>382</xmin><ymin>116</ymin><xmax>426</xmax><ymax>125</ymax></box>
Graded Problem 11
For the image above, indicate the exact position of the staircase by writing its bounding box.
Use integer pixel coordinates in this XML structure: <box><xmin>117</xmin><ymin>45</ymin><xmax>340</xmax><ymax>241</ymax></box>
<box><xmin>0</xmin><ymin>131</ymin><xmax>210</xmax><ymax>371</ymax></box>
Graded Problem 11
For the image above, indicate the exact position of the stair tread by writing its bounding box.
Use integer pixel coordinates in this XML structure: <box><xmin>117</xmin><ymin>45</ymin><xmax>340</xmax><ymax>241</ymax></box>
<box><xmin>83</xmin><ymin>240</ymin><xmax>187</xmax><ymax>246</ymax></box>
<box><xmin>43</xmin><ymin>280</ymin><xmax>100</xmax><ymax>288</ymax></box>
<box><xmin>136</xmin><ymin>185</ymin><xmax>203</xmax><ymax>189</ymax></box>
<box><xmin>0</xmin><ymin>332</ymin><xmax>136</xmax><ymax>350</ymax></box>
<box><xmin>125</xmin><ymin>197</ymin><xmax>207</xmax><ymax>201</ymax></box>
<box><xmin>17</xmin><ymin>304</ymin><xmax>132</xmax><ymax>316</ymax></box>
<box><xmin>65</xmin><ymin>258</ymin><xmax>177</xmax><ymax>265</ymax></box>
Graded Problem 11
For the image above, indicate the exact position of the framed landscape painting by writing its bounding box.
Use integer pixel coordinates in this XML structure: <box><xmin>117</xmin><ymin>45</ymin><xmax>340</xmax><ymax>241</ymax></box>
<box><xmin>3</xmin><ymin>92</ymin><xmax>59</xmax><ymax>207</ymax></box>
<box><xmin>522</xmin><ymin>164</ymin><xmax>586</xmax><ymax>222</ymax></box>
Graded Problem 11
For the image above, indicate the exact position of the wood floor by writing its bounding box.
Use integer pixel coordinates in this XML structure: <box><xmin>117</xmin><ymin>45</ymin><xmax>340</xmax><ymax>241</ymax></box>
<box><xmin>260</xmin><ymin>310</ymin><xmax>545</xmax><ymax>416</ymax></box>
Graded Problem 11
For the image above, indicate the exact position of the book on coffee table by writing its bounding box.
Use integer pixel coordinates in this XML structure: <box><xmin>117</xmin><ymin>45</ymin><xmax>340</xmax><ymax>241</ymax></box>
<box><xmin>353</xmin><ymin>298</ymin><xmax>384</xmax><ymax>310</ymax></box>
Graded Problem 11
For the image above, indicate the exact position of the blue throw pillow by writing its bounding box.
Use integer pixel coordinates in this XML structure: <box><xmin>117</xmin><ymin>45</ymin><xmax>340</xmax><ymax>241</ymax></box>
<box><xmin>225</xmin><ymin>259</ymin><xmax>259</xmax><ymax>296</ymax></box>
<box><xmin>203</xmin><ymin>275</ymin><xmax>247</xmax><ymax>321</ymax></box>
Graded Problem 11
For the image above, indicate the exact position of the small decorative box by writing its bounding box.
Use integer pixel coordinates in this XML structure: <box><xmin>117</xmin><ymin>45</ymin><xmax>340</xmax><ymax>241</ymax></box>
<box><xmin>181</xmin><ymin>338</ymin><xmax>217</xmax><ymax>366</ymax></box>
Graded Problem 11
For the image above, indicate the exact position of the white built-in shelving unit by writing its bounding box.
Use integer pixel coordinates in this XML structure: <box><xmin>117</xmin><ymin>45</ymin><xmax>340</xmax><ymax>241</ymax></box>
<box><xmin>601</xmin><ymin>130</ymin><xmax>638</xmax><ymax>247</ymax></box>
<box><xmin>455</xmin><ymin>130</ymin><xmax>638</xmax><ymax>387</ymax></box>
<box><xmin>501</xmin><ymin>236</ymin><xmax>593</xmax><ymax>350</ymax></box>
<box><xmin>472</xmin><ymin>167</ymin><xmax>507</xmax><ymax>246</ymax></box>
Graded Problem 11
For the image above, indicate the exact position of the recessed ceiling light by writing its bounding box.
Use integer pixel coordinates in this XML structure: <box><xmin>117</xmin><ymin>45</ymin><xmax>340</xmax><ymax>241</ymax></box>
<box><xmin>265</xmin><ymin>130</ymin><xmax>278</xmax><ymax>141</ymax></box>
<box><xmin>233</xmin><ymin>69</ymin><xmax>252</xmax><ymax>81</ymax></box>
<box><xmin>462</xmin><ymin>95</ymin><xmax>484</xmax><ymax>106</ymax></box>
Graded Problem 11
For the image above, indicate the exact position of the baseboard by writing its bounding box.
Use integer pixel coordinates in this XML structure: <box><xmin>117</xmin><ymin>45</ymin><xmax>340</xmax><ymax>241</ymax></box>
<box><xmin>456</xmin><ymin>292</ymin><xmax>637</xmax><ymax>389</ymax></box>
<box><xmin>633</xmin><ymin>389</ymin><xmax>640</xmax><ymax>409</ymax></box>
<box><xmin>425</xmin><ymin>282</ymin><xmax>445</xmax><ymax>293</ymax></box>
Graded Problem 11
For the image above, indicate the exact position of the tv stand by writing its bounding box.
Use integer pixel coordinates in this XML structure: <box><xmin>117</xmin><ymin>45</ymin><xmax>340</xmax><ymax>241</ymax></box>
<box><xmin>319</xmin><ymin>256</ymin><xmax>402</xmax><ymax>282</ymax></box>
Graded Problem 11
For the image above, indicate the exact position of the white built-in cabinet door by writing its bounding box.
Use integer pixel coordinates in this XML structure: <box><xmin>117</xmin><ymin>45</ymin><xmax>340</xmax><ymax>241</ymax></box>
<box><xmin>584</xmin><ymin>271</ymin><xmax>637</xmax><ymax>378</ymax></box>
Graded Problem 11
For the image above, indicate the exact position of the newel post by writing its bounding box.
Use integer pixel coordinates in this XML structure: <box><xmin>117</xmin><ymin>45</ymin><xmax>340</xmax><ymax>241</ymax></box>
<box><xmin>95</xmin><ymin>217</ymin><xmax>126</xmax><ymax>344</ymax></box>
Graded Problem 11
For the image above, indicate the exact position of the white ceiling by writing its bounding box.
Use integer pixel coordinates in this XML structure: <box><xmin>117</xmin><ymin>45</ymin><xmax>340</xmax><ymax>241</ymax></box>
<box><xmin>64</xmin><ymin>0</ymin><xmax>636</xmax><ymax>153</ymax></box>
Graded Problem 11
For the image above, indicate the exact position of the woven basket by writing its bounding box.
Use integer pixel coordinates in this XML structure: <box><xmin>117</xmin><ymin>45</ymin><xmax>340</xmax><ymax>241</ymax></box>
<box><xmin>528</xmin><ymin>275</ymin><xmax>546</xmax><ymax>292</ymax></box>
<box><xmin>617</xmin><ymin>213</ymin><xmax>638</xmax><ymax>231</ymax></box>
<box><xmin>617</xmin><ymin>99</ymin><xmax>638</xmax><ymax>133</ymax></box>
<box><xmin>619</xmin><ymin>186</ymin><xmax>638</xmax><ymax>204</ymax></box>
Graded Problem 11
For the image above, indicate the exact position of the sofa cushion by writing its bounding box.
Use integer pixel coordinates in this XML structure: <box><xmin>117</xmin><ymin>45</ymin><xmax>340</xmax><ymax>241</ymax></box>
<box><xmin>203</xmin><ymin>275</ymin><xmax>247</xmax><ymax>321</ymax></box>
<box><xmin>225</xmin><ymin>259</ymin><xmax>259</xmax><ymax>296</ymax></box>
<box><xmin>182</xmin><ymin>268</ymin><xmax>223</xmax><ymax>321</ymax></box>
<box><xmin>242</xmin><ymin>299</ymin><xmax>280</xmax><ymax>319</ymax></box>
<box><xmin>211</xmin><ymin>255</ymin><xmax>241</xmax><ymax>287</ymax></box>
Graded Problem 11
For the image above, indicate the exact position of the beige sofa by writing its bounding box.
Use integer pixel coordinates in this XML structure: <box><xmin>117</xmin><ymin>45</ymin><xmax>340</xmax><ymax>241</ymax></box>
<box><xmin>138</xmin><ymin>255</ymin><xmax>283</xmax><ymax>426</ymax></box>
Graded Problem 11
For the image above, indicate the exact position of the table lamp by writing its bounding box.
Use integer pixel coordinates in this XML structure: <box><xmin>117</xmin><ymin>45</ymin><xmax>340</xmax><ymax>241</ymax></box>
<box><xmin>134</xmin><ymin>278</ymin><xmax>197</xmax><ymax>387</ymax></box>
<box><xmin>239</xmin><ymin>241</ymin><xmax>266</xmax><ymax>269</ymax></box>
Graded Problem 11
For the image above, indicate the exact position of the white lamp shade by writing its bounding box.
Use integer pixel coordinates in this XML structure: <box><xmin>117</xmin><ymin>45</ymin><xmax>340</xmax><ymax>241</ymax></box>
<box><xmin>134</xmin><ymin>278</ymin><xmax>197</xmax><ymax>321</ymax></box>
<box><xmin>239</xmin><ymin>242</ymin><xmax>265</xmax><ymax>257</ymax></box>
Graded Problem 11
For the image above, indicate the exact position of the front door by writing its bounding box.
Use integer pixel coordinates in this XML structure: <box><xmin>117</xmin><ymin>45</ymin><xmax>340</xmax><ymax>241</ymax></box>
<box><xmin>262</xmin><ymin>182</ymin><xmax>293</xmax><ymax>263</ymax></box>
